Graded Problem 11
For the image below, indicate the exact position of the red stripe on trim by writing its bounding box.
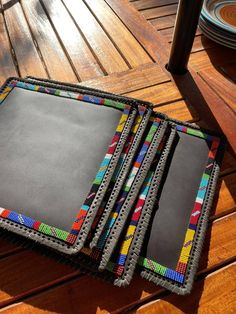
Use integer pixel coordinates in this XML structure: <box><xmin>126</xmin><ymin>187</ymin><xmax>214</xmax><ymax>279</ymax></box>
<box><xmin>33</xmin><ymin>221</ymin><xmax>41</xmax><ymax>230</ymax></box>
<box><xmin>0</xmin><ymin>209</ymin><xmax>10</xmax><ymax>218</ymax></box>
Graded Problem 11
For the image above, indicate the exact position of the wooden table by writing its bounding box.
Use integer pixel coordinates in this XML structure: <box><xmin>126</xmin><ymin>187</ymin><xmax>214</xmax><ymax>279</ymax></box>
<box><xmin>0</xmin><ymin>0</ymin><xmax>235</xmax><ymax>313</ymax></box>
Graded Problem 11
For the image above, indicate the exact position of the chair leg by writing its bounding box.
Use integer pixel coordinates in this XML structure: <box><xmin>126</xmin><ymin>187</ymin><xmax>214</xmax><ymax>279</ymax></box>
<box><xmin>167</xmin><ymin>0</ymin><xmax>204</xmax><ymax>74</ymax></box>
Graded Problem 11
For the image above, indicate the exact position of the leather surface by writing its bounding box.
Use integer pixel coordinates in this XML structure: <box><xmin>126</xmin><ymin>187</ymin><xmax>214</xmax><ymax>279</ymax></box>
<box><xmin>0</xmin><ymin>87</ymin><xmax>122</xmax><ymax>231</ymax></box>
<box><xmin>143</xmin><ymin>131</ymin><xmax>210</xmax><ymax>269</ymax></box>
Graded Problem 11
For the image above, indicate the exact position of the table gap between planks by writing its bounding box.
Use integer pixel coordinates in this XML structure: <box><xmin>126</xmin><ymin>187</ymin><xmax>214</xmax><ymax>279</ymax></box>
<box><xmin>0</xmin><ymin>0</ymin><xmax>235</xmax><ymax>313</ymax></box>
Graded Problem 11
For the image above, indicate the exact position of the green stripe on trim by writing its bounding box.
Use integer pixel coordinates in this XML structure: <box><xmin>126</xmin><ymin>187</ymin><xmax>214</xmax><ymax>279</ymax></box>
<box><xmin>203</xmin><ymin>173</ymin><xmax>210</xmax><ymax>180</ymax></box>
<box><xmin>93</xmin><ymin>178</ymin><xmax>102</xmax><ymax>185</ymax></box>
<box><xmin>105</xmin><ymin>99</ymin><xmax>125</xmax><ymax>110</ymax></box>
<box><xmin>146</xmin><ymin>125</ymin><xmax>158</xmax><ymax>142</ymax></box>
<box><xmin>187</xmin><ymin>128</ymin><xmax>207</xmax><ymax>139</ymax></box>
<box><xmin>39</xmin><ymin>223</ymin><xmax>69</xmax><ymax>241</ymax></box>
<box><xmin>138</xmin><ymin>257</ymin><xmax>167</xmax><ymax>276</ymax></box>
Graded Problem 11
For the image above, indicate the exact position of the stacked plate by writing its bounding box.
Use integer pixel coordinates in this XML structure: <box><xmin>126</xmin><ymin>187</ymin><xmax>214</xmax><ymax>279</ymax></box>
<box><xmin>200</xmin><ymin>0</ymin><xmax>236</xmax><ymax>49</ymax></box>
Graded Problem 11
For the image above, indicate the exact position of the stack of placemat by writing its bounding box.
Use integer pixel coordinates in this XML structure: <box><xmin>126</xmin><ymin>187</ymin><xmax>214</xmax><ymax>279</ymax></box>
<box><xmin>0</xmin><ymin>77</ymin><xmax>224</xmax><ymax>295</ymax></box>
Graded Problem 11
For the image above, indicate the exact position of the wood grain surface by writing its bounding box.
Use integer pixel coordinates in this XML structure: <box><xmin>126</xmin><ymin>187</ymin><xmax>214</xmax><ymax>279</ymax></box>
<box><xmin>0</xmin><ymin>0</ymin><xmax>235</xmax><ymax>313</ymax></box>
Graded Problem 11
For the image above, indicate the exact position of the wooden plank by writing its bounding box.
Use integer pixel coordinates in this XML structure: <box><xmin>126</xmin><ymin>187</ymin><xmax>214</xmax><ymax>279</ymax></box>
<box><xmin>0</xmin><ymin>273</ymin><xmax>160</xmax><ymax>313</ymax></box>
<box><xmin>0</xmin><ymin>13</ymin><xmax>18</xmax><ymax>85</ymax></box>
<box><xmin>124</xmin><ymin>82</ymin><xmax>182</xmax><ymax>105</ymax></box>
<box><xmin>0</xmin><ymin>250</ymin><xmax>80</xmax><ymax>308</ymax></box>
<box><xmin>118</xmin><ymin>214</ymin><xmax>236</xmax><ymax>314</ymax></box>
<box><xmin>82</xmin><ymin>63</ymin><xmax>169</xmax><ymax>94</ymax></box>
<box><xmin>160</xmin><ymin>26</ymin><xmax>202</xmax><ymax>43</ymax></box>
<box><xmin>220</xmin><ymin>63</ymin><xmax>236</xmax><ymax>83</ymax></box>
<box><xmin>213</xmin><ymin>173</ymin><xmax>236</xmax><ymax>218</ymax></box>
<box><xmin>189</xmin><ymin>47</ymin><xmax>236</xmax><ymax>72</ymax></box>
<box><xmin>0</xmin><ymin>2</ymin><xmax>234</xmax><ymax>313</ymax></box>
<box><xmin>41</xmin><ymin>0</ymin><xmax>103</xmax><ymax>81</ymax></box>
<box><xmin>136</xmin><ymin>262</ymin><xmax>236</xmax><ymax>314</ymax></box>
<box><xmin>199</xmin><ymin>67</ymin><xmax>236</xmax><ymax>112</ymax></box>
<box><xmin>191</xmin><ymin>35</ymin><xmax>217</xmax><ymax>53</ymax></box>
<box><xmin>159</xmin><ymin>33</ymin><xmax>216</xmax><ymax>53</ymax></box>
<box><xmin>194</xmin><ymin>73</ymin><xmax>236</xmax><ymax>153</ymax></box>
<box><xmin>199</xmin><ymin>214</ymin><xmax>236</xmax><ymax>272</ymax></box>
<box><xmin>0</xmin><ymin>214</ymin><xmax>235</xmax><ymax>313</ymax></box>
<box><xmin>1</xmin><ymin>0</ymin><xmax>47</xmax><ymax>78</ymax></box>
<box><xmin>159</xmin><ymin>26</ymin><xmax>175</xmax><ymax>42</ymax></box>
<box><xmin>150</xmin><ymin>14</ymin><xmax>176</xmax><ymax>30</ymax></box>
<box><xmin>221</xmin><ymin>150</ymin><xmax>236</xmax><ymax>174</ymax></box>
<box><xmin>21</xmin><ymin>0</ymin><xmax>77</xmax><ymax>82</ymax></box>
<box><xmin>132</xmin><ymin>0</ymin><xmax>236</xmax><ymax>155</ymax></box>
<box><xmin>153</xmin><ymin>100</ymin><xmax>198</xmax><ymax>122</ymax></box>
<box><xmin>174</xmin><ymin>71</ymin><xmax>236</xmax><ymax>154</ymax></box>
<box><xmin>0</xmin><ymin>236</ymin><xmax>22</xmax><ymax>258</ymax></box>
<box><xmin>105</xmin><ymin>0</ymin><xmax>170</xmax><ymax>65</ymax></box>
<box><xmin>85</xmin><ymin>0</ymin><xmax>152</xmax><ymax>68</ymax></box>
<box><xmin>63</xmin><ymin>0</ymin><xmax>129</xmax><ymax>74</ymax></box>
<box><xmin>133</xmin><ymin>0</ymin><xmax>178</xmax><ymax>11</ymax></box>
<box><xmin>142</xmin><ymin>4</ymin><xmax>178</xmax><ymax>20</ymax></box>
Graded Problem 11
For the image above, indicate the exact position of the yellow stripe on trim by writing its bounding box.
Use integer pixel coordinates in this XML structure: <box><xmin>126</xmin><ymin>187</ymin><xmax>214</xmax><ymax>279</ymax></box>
<box><xmin>116</xmin><ymin>114</ymin><xmax>128</xmax><ymax>132</ymax></box>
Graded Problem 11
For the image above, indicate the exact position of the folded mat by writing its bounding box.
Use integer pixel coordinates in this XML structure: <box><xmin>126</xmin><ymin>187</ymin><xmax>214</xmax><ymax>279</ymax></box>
<box><xmin>0</xmin><ymin>77</ymin><xmax>224</xmax><ymax>295</ymax></box>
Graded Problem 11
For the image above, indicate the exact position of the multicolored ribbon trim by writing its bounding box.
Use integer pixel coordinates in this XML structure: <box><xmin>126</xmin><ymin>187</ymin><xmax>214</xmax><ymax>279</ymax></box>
<box><xmin>87</xmin><ymin>106</ymin><xmax>147</xmax><ymax>242</ymax></box>
<box><xmin>111</xmin><ymin>136</ymin><xmax>166</xmax><ymax>277</ymax></box>
<box><xmin>91</xmin><ymin>117</ymin><xmax>161</xmax><ymax>260</ymax></box>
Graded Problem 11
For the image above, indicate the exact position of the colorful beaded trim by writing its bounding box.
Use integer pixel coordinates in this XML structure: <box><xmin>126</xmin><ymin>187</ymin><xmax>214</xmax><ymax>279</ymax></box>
<box><xmin>87</xmin><ymin>105</ymin><xmax>147</xmax><ymax>242</ymax></box>
<box><xmin>138</xmin><ymin>124</ymin><xmax>220</xmax><ymax>283</ymax></box>
<box><xmin>0</xmin><ymin>80</ymin><xmax>132</xmax><ymax>245</ymax></box>
<box><xmin>91</xmin><ymin>117</ymin><xmax>161</xmax><ymax>260</ymax></box>
<box><xmin>111</xmin><ymin>138</ymin><xmax>165</xmax><ymax>277</ymax></box>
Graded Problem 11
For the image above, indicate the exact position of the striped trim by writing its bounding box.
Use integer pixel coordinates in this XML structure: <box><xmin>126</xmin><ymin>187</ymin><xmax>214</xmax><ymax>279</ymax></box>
<box><xmin>0</xmin><ymin>79</ymin><xmax>132</xmax><ymax>244</ymax></box>
<box><xmin>6</xmin><ymin>80</ymin><xmax>129</xmax><ymax>110</ymax></box>
<box><xmin>139</xmin><ymin>125</ymin><xmax>220</xmax><ymax>284</ymax></box>
<box><xmin>0</xmin><ymin>207</ymin><xmax>5</xmax><ymax>215</ymax></box>
<box><xmin>0</xmin><ymin>86</ymin><xmax>12</xmax><ymax>103</ymax></box>
<box><xmin>115</xmin><ymin>171</ymin><xmax>153</xmax><ymax>273</ymax></box>
<box><xmin>110</xmin><ymin>136</ymin><xmax>166</xmax><ymax>276</ymax></box>
<box><xmin>0</xmin><ymin>209</ymin><xmax>75</xmax><ymax>243</ymax></box>
<box><xmin>92</xmin><ymin>118</ymin><xmax>161</xmax><ymax>258</ymax></box>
